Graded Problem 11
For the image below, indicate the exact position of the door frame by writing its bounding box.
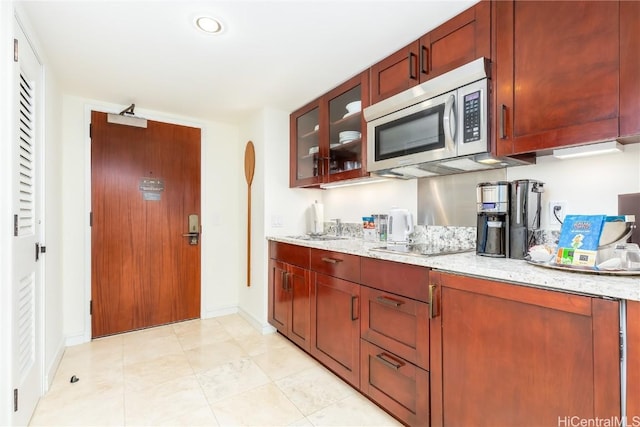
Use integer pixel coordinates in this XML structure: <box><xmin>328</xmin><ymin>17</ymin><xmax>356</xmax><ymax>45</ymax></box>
<box><xmin>81</xmin><ymin>104</ymin><xmax>206</xmax><ymax>342</ymax></box>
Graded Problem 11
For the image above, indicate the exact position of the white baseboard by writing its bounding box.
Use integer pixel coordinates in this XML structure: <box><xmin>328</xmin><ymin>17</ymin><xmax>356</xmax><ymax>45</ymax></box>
<box><xmin>65</xmin><ymin>332</ymin><xmax>88</xmax><ymax>347</ymax></box>
<box><xmin>237</xmin><ymin>308</ymin><xmax>276</xmax><ymax>335</ymax></box>
<box><xmin>201</xmin><ymin>306</ymin><xmax>238</xmax><ymax>319</ymax></box>
<box><xmin>44</xmin><ymin>339</ymin><xmax>65</xmax><ymax>391</ymax></box>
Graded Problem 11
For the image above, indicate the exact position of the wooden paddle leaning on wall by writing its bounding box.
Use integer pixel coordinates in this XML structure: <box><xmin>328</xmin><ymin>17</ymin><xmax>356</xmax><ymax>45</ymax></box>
<box><xmin>244</xmin><ymin>141</ymin><xmax>255</xmax><ymax>287</ymax></box>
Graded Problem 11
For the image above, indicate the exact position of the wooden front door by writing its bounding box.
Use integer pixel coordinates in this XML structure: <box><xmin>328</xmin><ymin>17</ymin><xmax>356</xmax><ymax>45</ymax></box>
<box><xmin>90</xmin><ymin>111</ymin><xmax>201</xmax><ymax>338</ymax></box>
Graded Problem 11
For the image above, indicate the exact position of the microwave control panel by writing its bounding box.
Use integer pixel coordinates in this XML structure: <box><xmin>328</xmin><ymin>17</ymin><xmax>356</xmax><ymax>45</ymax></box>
<box><xmin>463</xmin><ymin>90</ymin><xmax>481</xmax><ymax>143</ymax></box>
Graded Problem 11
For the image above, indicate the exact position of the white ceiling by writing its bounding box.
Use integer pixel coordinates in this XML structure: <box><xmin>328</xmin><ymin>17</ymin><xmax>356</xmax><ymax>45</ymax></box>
<box><xmin>17</xmin><ymin>0</ymin><xmax>478</xmax><ymax>124</ymax></box>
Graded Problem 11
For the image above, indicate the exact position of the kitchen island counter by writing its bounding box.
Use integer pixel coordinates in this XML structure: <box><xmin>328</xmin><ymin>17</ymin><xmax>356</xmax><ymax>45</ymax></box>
<box><xmin>267</xmin><ymin>236</ymin><xmax>640</xmax><ymax>302</ymax></box>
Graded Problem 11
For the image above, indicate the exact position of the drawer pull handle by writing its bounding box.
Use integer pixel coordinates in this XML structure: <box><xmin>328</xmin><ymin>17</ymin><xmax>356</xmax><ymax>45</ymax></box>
<box><xmin>376</xmin><ymin>352</ymin><xmax>404</xmax><ymax>370</ymax></box>
<box><xmin>321</xmin><ymin>257</ymin><xmax>343</xmax><ymax>264</ymax></box>
<box><xmin>376</xmin><ymin>295</ymin><xmax>405</xmax><ymax>307</ymax></box>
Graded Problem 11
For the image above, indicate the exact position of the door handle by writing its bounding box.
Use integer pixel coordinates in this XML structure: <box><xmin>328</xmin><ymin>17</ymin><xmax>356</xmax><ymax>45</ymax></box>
<box><xmin>182</xmin><ymin>214</ymin><xmax>200</xmax><ymax>245</ymax></box>
<box><xmin>408</xmin><ymin>52</ymin><xmax>418</xmax><ymax>80</ymax></box>
<box><xmin>351</xmin><ymin>295</ymin><xmax>359</xmax><ymax>321</ymax></box>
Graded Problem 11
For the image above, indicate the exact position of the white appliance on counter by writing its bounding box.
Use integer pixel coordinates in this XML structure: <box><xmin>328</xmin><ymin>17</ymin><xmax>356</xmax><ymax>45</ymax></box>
<box><xmin>388</xmin><ymin>207</ymin><xmax>414</xmax><ymax>246</ymax></box>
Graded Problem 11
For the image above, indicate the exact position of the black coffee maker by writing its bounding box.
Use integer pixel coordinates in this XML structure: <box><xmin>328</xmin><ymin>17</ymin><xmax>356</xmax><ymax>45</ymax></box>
<box><xmin>509</xmin><ymin>179</ymin><xmax>544</xmax><ymax>259</ymax></box>
<box><xmin>476</xmin><ymin>180</ymin><xmax>544</xmax><ymax>259</ymax></box>
<box><xmin>476</xmin><ymin>181</ymin><xmax>510</xmax><ymax>257</ymax></box>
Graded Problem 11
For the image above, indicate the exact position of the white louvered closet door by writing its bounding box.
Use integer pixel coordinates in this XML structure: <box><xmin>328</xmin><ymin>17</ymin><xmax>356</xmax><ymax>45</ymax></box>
<box><xmin>12</xmin><ymin>20</ymin><xmax>43</xmax><ymax>427</ymax></box>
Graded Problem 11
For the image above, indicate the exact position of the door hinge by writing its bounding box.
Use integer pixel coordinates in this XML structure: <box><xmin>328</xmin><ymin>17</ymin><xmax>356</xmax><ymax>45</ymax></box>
<box><xmin>89</xmin><ymin>123</ymin><xmax>92</xmax><ymax>139</ymax></box>
<box><xmin>13</xmin><ymin>38</ymin><xmax>18</xmax><ymax>62</ymax></box>
<box><xmin>13</xmin><ymin>388</ymin><xmax>18</xmax><ymax>412</ymax></box>
<box><xmin>89</xmin><ymin>300</ymin><xmax>92</xmax><ymax>316</ymax></box>
<box><xmin>14</xmin><ymin>214</ymin><xmax>18</xmax><ymax>236</ymax></box>
<box><xmin>89</xmin><ymin>212</ymin><xmax>93</xmax><ymax>227</ymax></box>
<box><xmin>35</xmin><ymin>243</ymin><xmax>40</xmax><ymax>262</ymax></box>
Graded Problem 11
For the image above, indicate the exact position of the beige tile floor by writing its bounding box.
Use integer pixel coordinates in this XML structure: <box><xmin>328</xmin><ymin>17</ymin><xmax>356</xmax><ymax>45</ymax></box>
<box><xmin>29</xmin><ymin>314</ymin><xmax>401</xmax><ymax>426</ymax></box>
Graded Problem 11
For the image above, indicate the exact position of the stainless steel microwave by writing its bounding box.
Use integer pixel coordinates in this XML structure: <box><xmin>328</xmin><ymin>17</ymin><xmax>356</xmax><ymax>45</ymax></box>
<box><xmin>364</xmin><ymin>58</ymin><xmax>493</xmax><ymax>176</ymax></box>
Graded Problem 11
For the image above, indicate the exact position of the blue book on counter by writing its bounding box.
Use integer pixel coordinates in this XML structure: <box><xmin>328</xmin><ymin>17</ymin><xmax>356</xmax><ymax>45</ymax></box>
<box><xmin>555</xmin><ymin>215</ymin><xmax>606</xmax><ymax>267</ymax></box>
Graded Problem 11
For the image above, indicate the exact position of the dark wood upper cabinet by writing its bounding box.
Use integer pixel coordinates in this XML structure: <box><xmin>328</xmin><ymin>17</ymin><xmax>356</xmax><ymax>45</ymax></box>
<box><xmin>620</xmin><ymin>1</ymin><xmax>640</xmax><ymax>139</ymax></box>
<box><xmin>495</xmin><ymin>1</ymin><xmax>623</xmax><ymax>156</ymax></box>
<box><xmin>290</xmin><ymin>71</ymin><xmax>369</xmax><ymax>188</ymax></box>
<box><xmin>370</xmin><ymin>0</ymin><xmax>491</xmax><ymax>105</ymax></box>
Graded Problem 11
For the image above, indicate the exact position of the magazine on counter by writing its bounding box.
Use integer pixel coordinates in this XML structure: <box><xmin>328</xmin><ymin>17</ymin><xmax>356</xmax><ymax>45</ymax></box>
<box><xmin>555</xmin><ymin>215</ymin><xmax>606</xmax><ymax>267</ymax></box>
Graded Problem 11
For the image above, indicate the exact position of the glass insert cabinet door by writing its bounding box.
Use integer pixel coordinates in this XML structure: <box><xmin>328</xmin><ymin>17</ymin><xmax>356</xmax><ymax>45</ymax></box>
<box><xmin>290</xmin><ymin>71</ymin><xmax>368</xmax><ymax>188</ymax></box>
<box><xmin>295</xmin><ymin>106</ymin><xmax>320</xmax><ymax>181</ymax></box>
<box><xmin>328</xmin><ymin>85</ymin><xmax>363</xmax><ymax>177</ymax></box>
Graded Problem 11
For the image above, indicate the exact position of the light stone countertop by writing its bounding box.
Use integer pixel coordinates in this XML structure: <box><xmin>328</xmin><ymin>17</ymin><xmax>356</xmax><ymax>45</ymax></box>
<box><xmin>267</xmin><ymin>236</ymin><xmax>640</xmax><ymax>302</ymax></box>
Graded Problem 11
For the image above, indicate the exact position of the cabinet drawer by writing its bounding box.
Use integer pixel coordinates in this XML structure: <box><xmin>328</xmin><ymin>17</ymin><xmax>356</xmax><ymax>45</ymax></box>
<box><xmin>310</xmin><ymin>248</ymin><xmax>360</xmax><ymax>282</ymax></box>
<box><xmin>361</xmin><ymin>339</ymin><xmax>429</xmax><ymax>427</ymax></box>
<box><xmin>361</xmin><ymin>286</ymin><xmax>429</xmax><ymax>370</ymax></box>
<box><xmin>269</xmin><ymin>241</ymin><xmax>310</xmax><ymax>268</ymax></box>
<box><xmin>361</xmin><ymin>257</ymin><xmax>430</xmax><ymax>302</ymax></box>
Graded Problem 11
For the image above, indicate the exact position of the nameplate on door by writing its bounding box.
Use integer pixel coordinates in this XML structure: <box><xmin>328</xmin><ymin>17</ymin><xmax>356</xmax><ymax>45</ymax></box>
<box><xmin>139</xmin><ymin>178</ymin><xmax>165</xmax><ymax>201</ymax></box>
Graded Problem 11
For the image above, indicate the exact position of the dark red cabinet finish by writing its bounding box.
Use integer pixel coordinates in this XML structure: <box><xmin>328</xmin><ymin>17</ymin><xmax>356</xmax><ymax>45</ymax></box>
<box><xmin>495</xmin><ymin>1</ymin><xmax>624</xmax><ymax>155</ymax></box>
<box><xmin>310</xmin><ymin>272</ymin><xmax>361</xmax><ymax>388</ymax></box>
<box><xmin>361</xmin><ymin>339</ymin><xmax>429</xmax><ymax>427</ymax></box>
<box><xmin>430</xmin><ymin>271</ymin><xmax>621</xmax><ymax>427</ymax></box>
<box><xmin>370</xmin><ymin>0</ymin><xmax>491</xmax><ymax>104</ymax></box>
<box><xmin>290</xmin><ymin>71</ymin><xmax>369</xmax><ymax>188</ymax></box>
<box><xmin>268</xmin><ymin>242</ymin><xmax>311</xmax><ymax>351</ymax></box>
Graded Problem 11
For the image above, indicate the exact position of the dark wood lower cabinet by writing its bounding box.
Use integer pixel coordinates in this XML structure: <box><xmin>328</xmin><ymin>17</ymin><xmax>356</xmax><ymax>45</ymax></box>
<box><xmin>430</xmin><ymin>272</ymin><xmax>621</xmax><ymax>427</ymax></box>
<box><xmin>268</xmin><ymin>259</ymin><xmax>311</xmax><ymax>351</ymax></box>
<box><xmin>627</xmin><ymin>301</ymin><xmax>640</xmax><ymax>420</ymax></box>
<box><xmin>269</xmin><ymin>242</ymin><xmax>629</xmax><ymax>427</ymax></box>
<box><xmin>361</xmin><ymin>339</ymin><xmax>429</xmax><ymax>426</ymax></box>
<box><xmin>310</xmin><ymin>272</ymin><xmax>360</xmax><ymax>388</ymax></box>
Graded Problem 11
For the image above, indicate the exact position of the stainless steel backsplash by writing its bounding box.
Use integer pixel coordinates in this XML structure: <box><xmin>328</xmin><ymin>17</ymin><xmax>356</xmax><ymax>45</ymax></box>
<box><xmin>417</xmin><ymin>169</ymin><xmax>507</xmax><ymax>226</ymax></box>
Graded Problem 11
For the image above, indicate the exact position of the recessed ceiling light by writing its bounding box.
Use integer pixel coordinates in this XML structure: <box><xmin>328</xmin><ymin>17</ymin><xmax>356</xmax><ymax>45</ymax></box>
<box><xmin>195</xmin><ymin>16</ymin><xmax>223</xmax><ymax>34</ymax></box>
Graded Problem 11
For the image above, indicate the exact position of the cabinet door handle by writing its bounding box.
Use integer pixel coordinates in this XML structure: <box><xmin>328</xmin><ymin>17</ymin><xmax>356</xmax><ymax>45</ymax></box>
<box><xmin>321</xmin><ymin>257</ymin><xmax>343</xmax><ymax>264</ymax></box>
<box><xmin>500</xmin><ymin>104</ymin><xmax>507</xmax><ymax>139</ymax></box>
<box><xmin>420</xmin><ymin>45</ymin><xmax>429</xmax><ymax>75</ymax></box>
<box><xmin>281</xmin><ymin>270</ymin><xmax>287</xmax><ymax>290</ymax></box>
<box><xmin>351</xmin><ymin>295</ymin><xmax>359</xmax><ymax>321</ymax></box>
<box><xmin>376</xmin><ymin>295</ymin><xmax>405</xmax><ymax>308</ymax></box>
<box><xmin>429</xmin><ymin>284</ymin><xmax>437</xmax><ymax>319</ymax></box>
<box><xmin>376</xmin><ymin>352</ymin><xmax>405</xmax><ymax>370</ymax></box>
<box><xmin>408</xmin><ymin>52</ymin><xmax>418</xmax><ymax>80</ymax></box>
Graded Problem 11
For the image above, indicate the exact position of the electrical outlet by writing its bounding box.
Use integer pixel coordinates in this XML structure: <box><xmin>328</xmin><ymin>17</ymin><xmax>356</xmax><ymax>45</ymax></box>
<box><xmin>549</xmin><ymin>201</ymin><xmax>567</xmax><ymax>227</ymax></box>
<box><xmin>271</xmin><ymin>215</ymin><xmax>284</xmax><ymax>228</ymax></box>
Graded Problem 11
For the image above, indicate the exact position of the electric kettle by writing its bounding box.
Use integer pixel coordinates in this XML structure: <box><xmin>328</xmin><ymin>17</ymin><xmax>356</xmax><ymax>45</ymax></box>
<box><xmin>388</xmin><ymin>208</ymin><xmax>414</xmax><ymax>244</ymax></box>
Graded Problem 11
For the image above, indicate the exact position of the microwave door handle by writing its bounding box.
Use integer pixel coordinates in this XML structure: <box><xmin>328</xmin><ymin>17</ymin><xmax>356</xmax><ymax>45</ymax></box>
<box><xmin>442</xmin><ymin>94</ymin><xmax>456</xmax><ymax>151</ymax></box>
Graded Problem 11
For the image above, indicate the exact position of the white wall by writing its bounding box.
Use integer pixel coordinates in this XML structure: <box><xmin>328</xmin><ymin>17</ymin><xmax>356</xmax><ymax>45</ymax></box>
<box><xmin>41</xmin><ymin>32</ymin><xmax>65</xmax><ymax>389</ymax></box>
<box><xmin>507</xmin><ymin>145</ymin><xmax>640</xmax><ymax>229</ymax></box>
<box><xmin>238</xmin><ymin>107</ymin><xmax>321</xmax><ymax>330</ymax></box>
<box><xmin>60</xmin><ymin>96</ymin><xmax>243</xmax><ymax>344</ymax></box>
<box><xmin>322</xmin><ymin>179</ymin><xmax>418</xmax><ymax>224</ymax></box>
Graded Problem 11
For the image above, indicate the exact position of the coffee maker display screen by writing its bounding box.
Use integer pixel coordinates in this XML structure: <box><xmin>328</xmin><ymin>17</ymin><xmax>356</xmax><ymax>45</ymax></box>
<box><xmin>482</xmin><ymin>202</ymin><xmax>496</xmax><ymax>210</ymax></box>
